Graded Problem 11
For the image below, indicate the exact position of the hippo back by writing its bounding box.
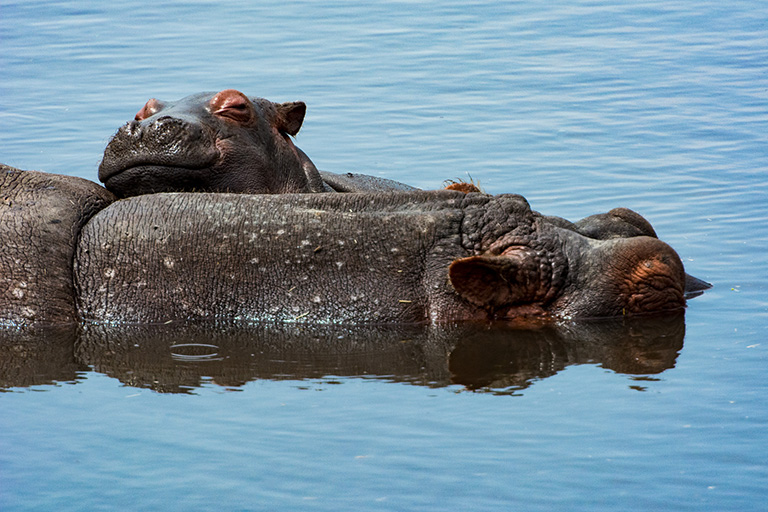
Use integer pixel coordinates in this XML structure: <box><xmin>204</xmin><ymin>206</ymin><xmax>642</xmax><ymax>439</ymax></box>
<box><xmin>74</xmin><ymin>191</ymin><xmax>487</xmax><ymax>325</ymax></box>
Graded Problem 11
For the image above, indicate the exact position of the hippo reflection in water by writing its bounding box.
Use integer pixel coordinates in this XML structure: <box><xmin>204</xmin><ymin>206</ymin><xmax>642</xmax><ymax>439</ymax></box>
<box><xmin>0</xmin><ymin>89</ymin><xmax>709</xmax><ymax>326</ymax></box>
<box><xmin>0</xmin><ymin>315</ymin><xmax>688</xmax><ymax>394</ymax></box>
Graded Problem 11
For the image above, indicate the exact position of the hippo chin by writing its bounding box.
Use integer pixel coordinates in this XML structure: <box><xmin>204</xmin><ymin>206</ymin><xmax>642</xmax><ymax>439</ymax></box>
<box><xmin>100</xmin><ymin>89</ymin><xmax>417</xmax><ymax>198</ymax></box>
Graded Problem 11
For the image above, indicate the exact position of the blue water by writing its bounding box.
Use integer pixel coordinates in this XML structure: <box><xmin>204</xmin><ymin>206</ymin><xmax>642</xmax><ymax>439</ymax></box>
<box><xmin>1</xmin><ymin>1</ymin><xmax>767</xmax><ymax>510</ymax></box>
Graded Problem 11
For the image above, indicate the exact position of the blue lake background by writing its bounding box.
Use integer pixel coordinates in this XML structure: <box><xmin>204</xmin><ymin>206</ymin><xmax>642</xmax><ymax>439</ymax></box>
<box><xmin>1</xmin><ymin>0</ymin><xmax>767</xmax><ymax>510</ymax></box>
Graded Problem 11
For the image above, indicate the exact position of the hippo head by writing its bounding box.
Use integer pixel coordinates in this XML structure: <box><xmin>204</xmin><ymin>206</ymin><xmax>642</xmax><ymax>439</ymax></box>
<box><xmin>449</xmin><ymin>228</ymin><xmax>710</xmax><ymax>319</ymax></box>
<box><xmin>99</xmin><ymin>89</ymin><xmax>327</xmax><ymax>197</ymax></box>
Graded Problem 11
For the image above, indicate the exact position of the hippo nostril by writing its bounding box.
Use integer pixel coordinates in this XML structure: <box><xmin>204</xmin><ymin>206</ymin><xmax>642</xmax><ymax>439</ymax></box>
<box><xmin>126</xmin><ymin>120</ymin><xmax>142</xmax><ymax>136</ymax></box>
<box><xmin>154</xmin><ymin>115</ymin><xmax>177</xmax><ymax>124</ymax></box>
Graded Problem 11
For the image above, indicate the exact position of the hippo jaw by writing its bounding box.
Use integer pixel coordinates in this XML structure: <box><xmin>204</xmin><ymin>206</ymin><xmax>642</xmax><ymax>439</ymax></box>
<box><xmin>99</xmin><ymin>89</ymin><xmax>317</xmax><ymax>198</ymax></box>
<box><xmin>100</xmin><ymin>163</ymin><xmax>220</xmax><ymax>196</ymax></box>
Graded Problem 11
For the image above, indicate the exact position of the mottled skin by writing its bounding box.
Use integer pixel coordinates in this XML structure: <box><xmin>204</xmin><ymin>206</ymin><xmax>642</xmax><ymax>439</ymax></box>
<box><xmin>99</xmin><ymin>89</ymin><xmax>416</xmax><ymax>197</ymax></box>
<box><xmin>75</xmin><ymin>190</ymin><xmax>704</xmax><ymax>325</ymax></box>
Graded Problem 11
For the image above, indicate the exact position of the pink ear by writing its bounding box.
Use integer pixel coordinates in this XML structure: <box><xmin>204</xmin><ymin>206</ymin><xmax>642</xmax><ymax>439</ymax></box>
<box><xmin>274</xmin><ymin>101</ymin><xmax>306</xmax><ymax>136</ymax></box>
<box><xmin>449</xmin><ymin>255</ymin><xmax>510</xmax><ymax>307</ymax></box>
<box><xmin>449</xmin><ymin>251</ymin><xmax>540</xmax><ymax>308</ymax></box>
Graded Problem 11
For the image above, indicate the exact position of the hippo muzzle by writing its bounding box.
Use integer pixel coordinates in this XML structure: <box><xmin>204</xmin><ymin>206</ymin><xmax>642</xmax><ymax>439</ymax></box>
<box><xmin>99</xmin><ymin>111</ymin><xmax>220</xmax><ymax>194</ymax></box>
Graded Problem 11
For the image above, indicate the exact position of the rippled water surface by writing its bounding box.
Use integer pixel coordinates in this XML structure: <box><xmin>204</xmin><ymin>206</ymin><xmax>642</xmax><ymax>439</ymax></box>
<box><xmin>1</xmin><ymin>1</ymin><xmax>767</xmax><ymax>510</ymax></box>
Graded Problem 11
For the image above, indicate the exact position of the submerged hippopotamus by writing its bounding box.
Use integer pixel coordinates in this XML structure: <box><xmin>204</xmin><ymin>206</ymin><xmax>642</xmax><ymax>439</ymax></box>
<box><xmin>1</xmin><ymin>166</ymin><xmax>709</xmax><ymax>327</ymax></box>
<box><xmin>99</xmin><ymin>89</ymin><xmax>417</xmax><ymax>197</ymax></box>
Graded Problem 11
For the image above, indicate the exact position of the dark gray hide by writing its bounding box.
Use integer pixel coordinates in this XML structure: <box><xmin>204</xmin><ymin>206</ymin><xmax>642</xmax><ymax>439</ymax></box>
<box><xmin>320</xmin><ymin>171</ymin><xmax>419</xmax><ymax>192</ymax></box>
<box><xmin>75</xmin><ymin>191</ymin><xmax>481</xmax><ymax>324</ymax></box>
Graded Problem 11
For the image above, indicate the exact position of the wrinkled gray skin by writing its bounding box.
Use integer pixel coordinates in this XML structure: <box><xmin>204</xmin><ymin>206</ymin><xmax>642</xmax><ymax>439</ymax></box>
<box><xmin>99</xmin><ymin>89</ymin><xmax>416</xmax><ymax>197</ymax></box>
<box><xmin>75</xmin><ymin>190</ymin><xmax>708</xmax><ymax>325</ymax></box>
<box><xmin>1</xmin><ymin>166</ymin><xmax>709</xmax><ymax>326</ymax></box>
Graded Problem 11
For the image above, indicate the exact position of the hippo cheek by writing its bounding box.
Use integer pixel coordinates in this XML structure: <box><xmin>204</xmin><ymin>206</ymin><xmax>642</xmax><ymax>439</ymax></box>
<box><xmin>212</xmin><ymin>136</ymin><xmax>269</xmax><ymax>177</ymax></box>
<box><xmin>210</xmin><ymin>135</ymin><xmax>308</xmax><ymax>193</ymax></box>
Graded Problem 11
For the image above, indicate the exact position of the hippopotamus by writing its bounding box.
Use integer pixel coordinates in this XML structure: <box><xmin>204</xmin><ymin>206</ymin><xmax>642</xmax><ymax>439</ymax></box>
<box><xmin>0</xmin><ymin>166</ymin><xmax>709</xmax><ymax>327</ymax></box>
<box><xmin>99</xmin><ymin>89</ymin><xmax>417</xmax><ymax>197</ymax></box>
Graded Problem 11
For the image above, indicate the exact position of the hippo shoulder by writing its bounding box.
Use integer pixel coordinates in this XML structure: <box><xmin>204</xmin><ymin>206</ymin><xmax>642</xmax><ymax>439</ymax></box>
<box><xmin>1</xmin><ymin>166</ymin><xmax>115</xmax><ymax>325</ymax></box>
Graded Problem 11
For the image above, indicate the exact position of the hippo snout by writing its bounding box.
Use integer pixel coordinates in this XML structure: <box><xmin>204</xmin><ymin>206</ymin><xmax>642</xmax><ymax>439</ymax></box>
<box><xmin>100</xmin><ymin>117</ymin><xmax>217</xmax><ymax>178</ymax></box>
<box><xmin>134</xmin><ymin>116</ymin><xmax>205</xmax><ymax>146</ymax></box>
<box><xmin>99</xmin><ymin>112</ymin><xmax>220</xmax><ymax>197</ymax></box>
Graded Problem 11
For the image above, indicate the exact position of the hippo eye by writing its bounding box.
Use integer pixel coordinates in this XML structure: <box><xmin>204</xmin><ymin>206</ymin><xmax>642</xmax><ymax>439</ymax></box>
<box><xmin>224</xmin><ymin>103</ymin><xmax>247</xmax><ymax>113</ymax></box>
<box><xmin>211</xmin><ymin>89</ymin><xmax>254</xmax><ymax>123</ymax></box>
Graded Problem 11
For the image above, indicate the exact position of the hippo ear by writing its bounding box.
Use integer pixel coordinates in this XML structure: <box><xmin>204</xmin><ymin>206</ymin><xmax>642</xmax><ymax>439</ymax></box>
<box><xmin>449</xmin><ymin>251</ymin><xmax>540</xmax><ymax>308</ymax></box>
<box><xmin>274</xmin><ymin>101</ymin><xmax>307</xmax><ymax>136</ymax></box>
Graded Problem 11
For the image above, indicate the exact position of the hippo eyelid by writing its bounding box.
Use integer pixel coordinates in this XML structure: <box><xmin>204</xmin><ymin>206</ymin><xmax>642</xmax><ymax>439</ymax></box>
<box><xmin>213</xmin><ymin>104</ymin><xmax>247</xmax><ymax>116</ymax></box>
<box><xmin>210</xmin><ymin>90</ymin><xmax>252</xmax><ymax>116</ymax></box>
<box><xmin>212</xmin><ymin>103</ymin><xmax>253</xmax><ymax>123</ymax></box>
<box><xmin>223</xmin><ymin>102</ymin><xmax>248</xmax><ymax>111</ymax></box>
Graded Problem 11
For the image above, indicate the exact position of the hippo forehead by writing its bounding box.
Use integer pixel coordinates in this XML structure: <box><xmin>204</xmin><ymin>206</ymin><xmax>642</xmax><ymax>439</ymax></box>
<box><xmin>146</xmin><ymin>91</ymin><xmax>215</xmax><ymax>118</ymax></box>
<box><xmin>137</xmin><ymin>91</ymin><xmax>261</xmax><ymax>125</ymax></box>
